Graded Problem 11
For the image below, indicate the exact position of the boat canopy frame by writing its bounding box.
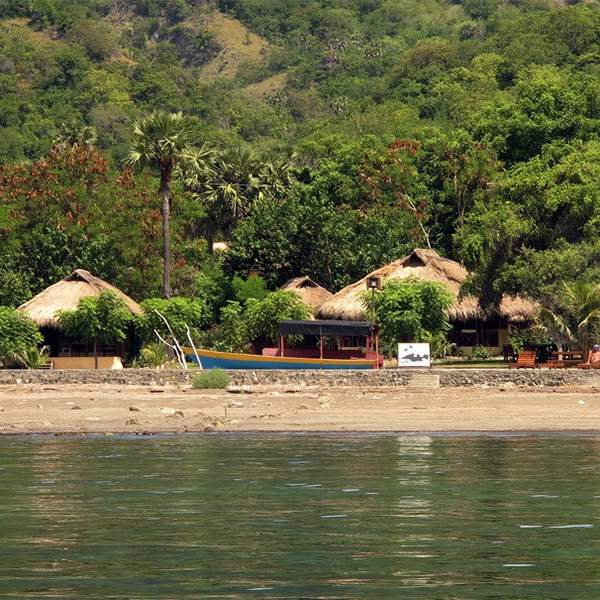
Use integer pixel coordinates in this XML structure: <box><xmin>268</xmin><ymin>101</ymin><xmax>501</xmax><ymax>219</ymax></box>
<box><xmin>278</xmin><ymin>319</ymin><xmax>381</xmax><ymax>368</ymax></box>
<box><xmin>279</xmin><ymin>320</ymin><xmax>377</xmax><ymax>338</ymax></box>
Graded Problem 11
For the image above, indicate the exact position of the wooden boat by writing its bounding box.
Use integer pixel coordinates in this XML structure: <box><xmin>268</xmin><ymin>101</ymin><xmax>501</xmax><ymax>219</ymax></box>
<box><xmin>182</xmin><ymin>348</ymin><xmax>376</xmax><ymax>370</ymax></box>
<box><xmin>183</xmin><ymin>319</ymin><xmax>381</xmax><ymax>370</ymax></box>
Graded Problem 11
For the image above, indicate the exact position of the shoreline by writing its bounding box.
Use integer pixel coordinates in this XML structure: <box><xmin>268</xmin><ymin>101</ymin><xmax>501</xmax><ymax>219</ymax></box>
<box><xmin>0</xmin><ymin>383</ymin><xmax>599</xmax><ymax>436</ymax></box>
<box><xmin>2</xmin><ymin>430</ymin><xmax>600</xmax><ymax>438</ymax></box>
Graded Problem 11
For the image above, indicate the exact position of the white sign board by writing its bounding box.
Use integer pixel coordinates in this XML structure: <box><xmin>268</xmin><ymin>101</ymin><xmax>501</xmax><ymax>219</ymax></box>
<box><xmin>397</xmin><ymin>343</ymin><xmax>431</xmax><ymax>368</ymax></box>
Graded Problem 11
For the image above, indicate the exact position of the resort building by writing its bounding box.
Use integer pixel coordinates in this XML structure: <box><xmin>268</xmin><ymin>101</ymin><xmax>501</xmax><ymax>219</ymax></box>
<box><xmin>280</xmin><ymin>276</ymin><xmax>333</xmax><ymax>314</ymax></box>
<box><xmin>317</xmin><ymin>249</ymin><xmax>538</xmax><ymax>355</ymax></box>
<box><xmin>17</xmin><ymin>270</ymin><xmax>142</xmax><ymax>369</ymax></box>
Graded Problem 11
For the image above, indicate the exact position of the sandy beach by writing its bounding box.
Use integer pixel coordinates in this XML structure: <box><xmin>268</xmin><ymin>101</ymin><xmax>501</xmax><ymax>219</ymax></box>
<box><xmin>0</xmin><ymin>383</ymin><xmax>599</xmax><ymax>434</ymax></box>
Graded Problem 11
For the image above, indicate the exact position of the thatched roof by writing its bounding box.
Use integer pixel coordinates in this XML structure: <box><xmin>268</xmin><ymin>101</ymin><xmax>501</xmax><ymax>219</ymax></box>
<box><xmin>18</xmin><ymin>270</ymin><xmax>142</xmax><ymax>328</ymax></box>
<box><xmin>318</xmin><ymin>249</ymin><xmax>538</xmax><ymax>324</ymax></box>
<box><xmin>280</xmin><ymin>276</ymin><xmax>333</xmax><ymax>310</ymax></box>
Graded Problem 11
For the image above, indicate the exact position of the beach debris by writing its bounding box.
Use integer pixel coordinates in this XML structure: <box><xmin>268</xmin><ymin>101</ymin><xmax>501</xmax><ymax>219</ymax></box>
<box><xmin>86</xmin><ymin>416</ymin><xmax>100</xmax><ymax>421</ymax></box>
<box><xmin>129</xmin><ymin>405</ymin><xmax>141</xmax><ymax>412</ymax></box>
<box><xmin>579</xmin><ymin>400</ymin><xmax>586</xmax><ymax>405</ymax></box>
<box><xmin>160</xmin><ymin>407</ymin><xmax>176</xmax><ymax>414</ymax></box>
<box><xmin>251</xmin><ymin>402</ymin><xmax>258</xmax><ymax>408</ymax></box>
<box><xmin>16</xmin><ymin>379</ymin><xmax>22</xmax><ymax>385</ymax></box>
<box><xmin>126</xmin><ymin>418</ymin><xmax>139</xmax><ymax>425</ymax></box>
<box><xmin>265</xmin><ymin>402</ymin><xmax>272</xmax><ymax>407</ymax></box>
<box><xmin>227</xmin><ymin>400</ymin><xmax>244</xmax><ymax>408</ymax></box>
<box><xmin>71</xmin><ymin>405</ymin><xmax>82</xmax><ymax>410</ymax></box>
<box><xmin>317</xmin><ymin>396</ymin><xmax>333</xmax><ymax>408</ymax></box>
<box><xmin>297</xmin><ymin>404</ymin><xmax>309</xmax><ymax>410</ymax></box>
<box><xmin>150</xmin><ymin>389</ymin><xmax>165</xmax><ymax>393</ymax></box>
<box><xmin>167</xmin><ymin>410</ymin><xmax>185</xmax><ymax>419</ymax></box>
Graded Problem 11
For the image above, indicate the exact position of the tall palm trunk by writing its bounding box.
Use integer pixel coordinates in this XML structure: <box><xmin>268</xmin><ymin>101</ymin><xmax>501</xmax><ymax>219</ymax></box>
<box><xmin>160</xmin><ymin>168</ymin><xmax>172</xmax><ymax>299</ymax></box>
<box><xmin>93</xmin><ymin>339</ymin><xmax>98</xmax><ymax>370</ymax></box>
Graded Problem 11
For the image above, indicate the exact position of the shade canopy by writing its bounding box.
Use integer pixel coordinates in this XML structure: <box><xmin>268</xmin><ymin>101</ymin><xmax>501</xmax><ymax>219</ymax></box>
<box><xmin>280</xmin><ymin>319</ymin><xmax>376</xmax><ymax>338</ymax></box>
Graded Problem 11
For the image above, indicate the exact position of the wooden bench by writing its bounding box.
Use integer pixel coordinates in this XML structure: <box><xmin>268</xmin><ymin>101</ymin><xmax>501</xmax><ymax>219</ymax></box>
<box><xmin>545</xmin><ymin>360</ymin><xmax>569</xmax><ymax>369</ymax></box>
<box><xmin>578</xmin><ymin>363</ymin><xmax>600</xmax><ymax>369</ymax></box>
<box><xmin>509</xmin><ymin>350</ymin><xmax>540</xmax><ymax>369</ymax></box>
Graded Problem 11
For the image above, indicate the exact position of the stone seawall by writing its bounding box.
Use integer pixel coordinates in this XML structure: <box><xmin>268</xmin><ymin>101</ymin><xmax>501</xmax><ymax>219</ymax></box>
<box><xmin>0</xmin><ymin>368</ymin><xmax>599</xmax><ymax>388</ymax></box>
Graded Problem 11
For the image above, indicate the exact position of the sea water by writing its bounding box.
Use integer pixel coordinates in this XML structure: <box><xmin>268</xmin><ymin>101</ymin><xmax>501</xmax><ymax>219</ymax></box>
<box><xmin>0</xmin><ymin>435</ymin><xmax>599</xmax><ymax>599</ymax></box>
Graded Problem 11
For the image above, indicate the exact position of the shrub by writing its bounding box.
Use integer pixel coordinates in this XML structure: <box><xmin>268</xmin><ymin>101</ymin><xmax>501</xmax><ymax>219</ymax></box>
<box><xmin>139</xmin><ymin>342</ymin><xmax>172</xmax><ymax>368</ymax></box>
<box><xmin>245</xmin><ymin>290</ymin><xmax>312</xmax><ymax>345</ymax></box>
<box><xmin>469</xmin><ymin>345</ymin><xmax>493</xmax><ymax>360</ymax></box>
<box><xmin>13</xmin><ymin>345</ymin><xmax>50</xmax><ymax>369</ymax></box>
<box><xmin>136</xmin><ymin>297</ymin><xmax>206</xmax><ymax>346</ymax></box>
<box><xmin>370</xmin><ymin>276</ymin><xmax>453</xmax><ymax>346</ymax></box>
<box><xmin>0</xmin><ymin>307</ymin><xmax>43</xmax><ymax>367</ymax></box>
<box><xmin>192</xmin><ymin>369</ymin><xmax>229</xmax><ymax>389</ymax></box>
<box><xmin>200</xmin><ymin>301</ymin><xmax>251</xmax><ymax>353</ymax></box>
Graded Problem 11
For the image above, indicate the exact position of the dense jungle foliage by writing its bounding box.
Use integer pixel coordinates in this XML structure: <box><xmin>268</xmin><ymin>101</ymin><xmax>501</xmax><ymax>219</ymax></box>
<box><xmin>2</xmin><ymin>0</ymin><xmax>600</xmax><ymax>323</ymax></box>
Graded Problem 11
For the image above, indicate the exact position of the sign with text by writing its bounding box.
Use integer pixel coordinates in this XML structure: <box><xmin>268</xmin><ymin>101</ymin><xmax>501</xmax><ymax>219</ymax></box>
<box><xmin>397</xmin><ymin>343</ymin><xmax>431</xmax><ymax>368</ymax></box>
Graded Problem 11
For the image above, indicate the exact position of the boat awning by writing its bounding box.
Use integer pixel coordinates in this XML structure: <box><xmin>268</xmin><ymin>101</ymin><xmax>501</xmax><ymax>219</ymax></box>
<box><xmin>279</xmin><ymin>320</ymin><xmax>376</xmax><ymax>337</ymax></box>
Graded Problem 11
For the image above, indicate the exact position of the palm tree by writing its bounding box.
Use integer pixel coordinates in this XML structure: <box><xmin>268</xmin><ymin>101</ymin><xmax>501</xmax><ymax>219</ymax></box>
<box><xmin>539</xmin><ymin>281</ymin><xmax>600</xmax><ymax>356</ymax></box>
<box><xmin>128</xmin><ymin>111</ymin><xmax>210</xmax><ymax>298</ymax></box>
<box><xmin>54</xmin><ymin>120</ymin><xmax>97</xmax><ymax>147</ymax></box>
<box><xmin>184</xmin><ymin>147</ymin><xmax>291</xmax><ymax>254</ymax></box>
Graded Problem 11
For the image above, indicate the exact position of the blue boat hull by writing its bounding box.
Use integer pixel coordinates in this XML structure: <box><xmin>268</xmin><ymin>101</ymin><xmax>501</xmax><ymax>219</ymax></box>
<box><xmin>182</xmin><ymin>348</ymin><xmax>375</xmax><ymax>370</ymax></box>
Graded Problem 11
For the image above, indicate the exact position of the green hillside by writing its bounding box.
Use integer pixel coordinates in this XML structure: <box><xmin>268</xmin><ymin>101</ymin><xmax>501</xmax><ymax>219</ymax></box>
<box><xmin>3</xmin><ymin>0</ymin><xmax>600</xmax><ymax>326</ymax></box>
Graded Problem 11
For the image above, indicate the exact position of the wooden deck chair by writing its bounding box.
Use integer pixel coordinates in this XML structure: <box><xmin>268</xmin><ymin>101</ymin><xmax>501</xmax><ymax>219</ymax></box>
<box><xmin>508</xmin><ymin>350</ymin><xmax>540</xmax><ymax>369</ymax></box>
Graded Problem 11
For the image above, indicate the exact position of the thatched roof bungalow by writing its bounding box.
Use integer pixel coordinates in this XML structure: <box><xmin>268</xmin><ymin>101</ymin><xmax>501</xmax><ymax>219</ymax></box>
<box><xmin>280</xmin><ymin>276</ymin><xmax>332</xmax><ymax>312</ymax></box>
<box><xmin>18</xmin><ymin>269</ymin><xmax>142</xmax><ymax>328</ymax></box>
<box><xmin>17</xmin><ymin>270</ymin><xmax>142</xmax><ymax>369</ymax></box>
<box><xmin>318</xmin><ymin>249</ymin><xmax>538</xmax><ymax>352</ymax></box>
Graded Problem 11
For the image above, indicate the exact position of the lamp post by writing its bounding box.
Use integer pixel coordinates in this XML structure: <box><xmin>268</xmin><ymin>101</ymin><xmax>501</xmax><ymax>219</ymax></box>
<box><xmin>366</xmin><ymin>276</ymin><xmax>381</xmax><ymax>368</ymax></box>
<box><xmin>366</xmin><ymin>276</ymin><xmax>380</xmax><ymax>325</ymax></box>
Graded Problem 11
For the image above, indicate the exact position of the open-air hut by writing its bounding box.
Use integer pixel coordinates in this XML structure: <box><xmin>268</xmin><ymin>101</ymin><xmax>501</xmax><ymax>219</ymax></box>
<box><xmin>280</xmin><ymin>276</ymin><xmax>333</xmax><ymax>313</ymax></box>
<box><xmin>318</xmin><ymin>249</ymin><xmax>538</xmax><ymax>354</ymax></box>
<box><xmin>17</xmin><ymin>269</ymin><xmax>142</xmax><ymax>369</ymax></box>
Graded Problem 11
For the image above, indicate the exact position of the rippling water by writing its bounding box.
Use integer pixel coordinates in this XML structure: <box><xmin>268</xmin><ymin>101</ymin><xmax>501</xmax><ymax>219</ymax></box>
<box><xmin>1</xmin><ymin>435</ymin><xmax>599</xmax><ymax>598</ymax></box>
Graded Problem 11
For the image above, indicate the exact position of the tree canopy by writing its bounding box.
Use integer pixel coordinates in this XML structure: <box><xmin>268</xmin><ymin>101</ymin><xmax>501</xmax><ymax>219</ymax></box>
<box><xmin>4</xmin><ymin>0</ymin><xmax>600</xmax><ymax>350</ymax></box>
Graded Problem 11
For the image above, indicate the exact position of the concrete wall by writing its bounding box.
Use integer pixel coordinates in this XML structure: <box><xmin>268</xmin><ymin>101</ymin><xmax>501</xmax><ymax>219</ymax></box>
<box><xmin>1</xmin><ymin>368</ymin><xmax>599</xmax><ymax>388</ymax></box>
<box><xmin>50</xmin><ymin>357</ymin><xmax>123</xmax><ymax>370</ymax></box>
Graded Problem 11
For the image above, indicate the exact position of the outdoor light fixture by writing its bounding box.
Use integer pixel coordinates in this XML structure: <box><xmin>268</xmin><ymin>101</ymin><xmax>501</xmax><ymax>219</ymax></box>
<box><xmin>366</xmin><ymin>276</ymin><xmax>381</xmax><ymax>325</ymax></box>
<box><xmin>366</xmin><ymin>276</ymin><xmax>381</xmax><ymax>290</ymax></box>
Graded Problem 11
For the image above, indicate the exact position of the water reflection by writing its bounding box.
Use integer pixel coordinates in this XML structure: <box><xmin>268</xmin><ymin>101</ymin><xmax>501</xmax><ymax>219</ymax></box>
<box><xmin>0</xmin><ymin>436</ymin><xmax>599</xmax><ymax>598</ymax></box>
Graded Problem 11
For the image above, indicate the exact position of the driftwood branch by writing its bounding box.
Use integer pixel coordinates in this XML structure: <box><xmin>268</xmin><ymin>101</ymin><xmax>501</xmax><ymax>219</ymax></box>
<box><xmin>152</xmin><ymin>309</ymin><xmax>188</xmax><ymax>369</ymax></box>
<box><xmin>153</xmin><ymin>329</ymin><xmax>186</xmax><ymax>370</ymax></box>
<box><xmin>185</xmin><ymin>324</ymin><xmax>202</xmax><ymax>369</ymax></box>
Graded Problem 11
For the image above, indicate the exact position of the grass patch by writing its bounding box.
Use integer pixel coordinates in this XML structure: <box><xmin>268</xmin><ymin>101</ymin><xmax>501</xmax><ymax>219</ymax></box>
<box><xmin>434</xmin><ymin>360</ymin><xmax>509</xmax><ymax>369</ymax></box>
<box><xmin>192</xmin><ymin>369</ymin><xmax>230</xmax><ymax>389</ymax></box>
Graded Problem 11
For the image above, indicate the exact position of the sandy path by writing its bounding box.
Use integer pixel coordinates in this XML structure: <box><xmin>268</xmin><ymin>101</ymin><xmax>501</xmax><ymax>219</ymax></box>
<box><xmin>0</xmin><ymin>384</ymin><xmax>599</xmax><ymax>435</ymax></box>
